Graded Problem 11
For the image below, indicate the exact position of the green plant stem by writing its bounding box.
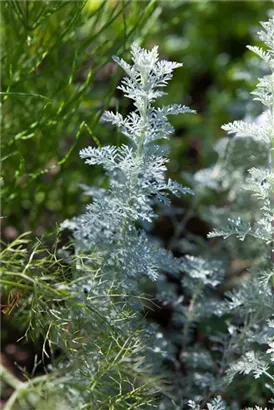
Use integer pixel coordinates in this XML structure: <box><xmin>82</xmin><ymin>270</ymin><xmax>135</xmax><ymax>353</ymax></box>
<box><xmin>264</xmin><ymin>370</ymin><xmax>274</xmax><ymax>383</ymax></box>
<box><xmin>120</xmin><ymin>75</ymin><xmax>148</xmax><ymax>237</ymax></box>
<box><xmin>0</xmin><ymin>279</ymin><xmax>33</xmax><ymax>291</ymax></box>
<box><xmin>182</xmin><ymin>280</ymin><xmax>204</xmax><ymax>352</ymax></box>
<box><xmin>0</xmin><ymin>364</ymin><xmax>24</xmax><ymax>390</ymax></box>
<box><xmin>1</xmin><ymin>363</ymin><xmax>69</xmax><ymax>410</ymax></box>
<box><xmin>1</xmin><ymin>364</ymin><xmax>26</xmax><ymax>410</ymax></box>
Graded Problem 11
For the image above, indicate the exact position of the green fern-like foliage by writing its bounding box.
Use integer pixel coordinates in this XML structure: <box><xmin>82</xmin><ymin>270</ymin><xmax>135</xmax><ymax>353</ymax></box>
<box><xmin>0</xmin><ymin>233</ymin><xmax>162</xmax><ymax>409</ymax></box>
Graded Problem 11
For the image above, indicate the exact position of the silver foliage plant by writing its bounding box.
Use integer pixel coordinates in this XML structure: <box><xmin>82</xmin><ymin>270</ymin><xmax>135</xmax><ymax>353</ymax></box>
<box><xmin>62</xmin><ymin>43</ymin><xmax>233</xmax><ymax>409</ymax></box>
<box><xmin>196</xmin><ymin>16</ymin><xmax>274</xmax><ymax>410</ymax></box>
<box><xmin>62</xmin><ymin>17</ymin><xmax>274</xmax><ymax>409</ymax></box>
<box><xmin>209</xmin><ymin>18</ymin><xmax>274</xmax><ymax>246</ymax></box>
<box><xmin>158</xmin><ymin>16</ymin><xmax>274</xmax><ymax>410</ymax></box>
<box><xmin>63</xmin><ymin>43</ymin><xmax>195</xmax><ymax>283</ymax></box>
<box><xmin>61</xmin><ymin>44</ymin><xmax>199</xmax><ymax>407</ymax></box>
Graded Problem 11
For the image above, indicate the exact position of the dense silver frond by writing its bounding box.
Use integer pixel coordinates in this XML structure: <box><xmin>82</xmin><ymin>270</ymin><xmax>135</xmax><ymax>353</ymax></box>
<box><xmin>65</xmin><ymin>43</ymin><xmax>194</xmax><ymax>284</ymax></box>
<box><xmin>257</xmin><ymin>18</ymin><xmax>274</xmax><ymax>52</ymax></box>
<box><xmin>188</xmin><ymin>396</ymin><xmax>227</xmax><ymax>410</ymax></box>
<box><xmin>226</xmin><ymin>351</ymin><xmax>269</xmax><ymax>383</ymax></box>
<box><xmin>221</xmin><ymin>119</ymin><xmax>271</xmax><ymax>145</ymax></box>
<box><xmin>195</xmin><ymin>16</ymin><xmax>274</xmax><ymax>408</ymax></box>
<box><xmin>225</xmin><ymin>279</ymin><xmax>274</xmax><ymax>315</ymax></box>
<box><xmin>251</xmin><ymin>75</ymin><xmax>274</xmax><ymax>106</ymax></box>
<box><xmin>208</xmin><ymin>217</ymin><xmax>252</xmax><ymax>241</ymax></box>
<box><xmin>182</xmin><ymin>255</ymin><xmax>224</xmax><ymax>288</ymax></box>
<box><xmin>156</xmin><ymin>104</ymin><xmax>196</xmax><ymax>116</ymax></box>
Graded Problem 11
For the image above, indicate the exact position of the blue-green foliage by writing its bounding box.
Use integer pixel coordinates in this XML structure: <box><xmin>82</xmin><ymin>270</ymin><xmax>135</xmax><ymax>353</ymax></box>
<box><xmin>63</xmin><ymin>44</ymin><xmax>194</xmax><ymax>283</ymax></box>
<box><xmin>64</xmin><ymin>20</ymin><xmax>274</xmax><ymax>407</ymax></box>
<box><xmin>148</xmin><ymin>15</ymin><xmax>274</xmax><ymax>410</ymax></box>
<box><xmin>188</xmin><ymin>16</ymin><xmax>274</xmax><ymax>409</ymax></box>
